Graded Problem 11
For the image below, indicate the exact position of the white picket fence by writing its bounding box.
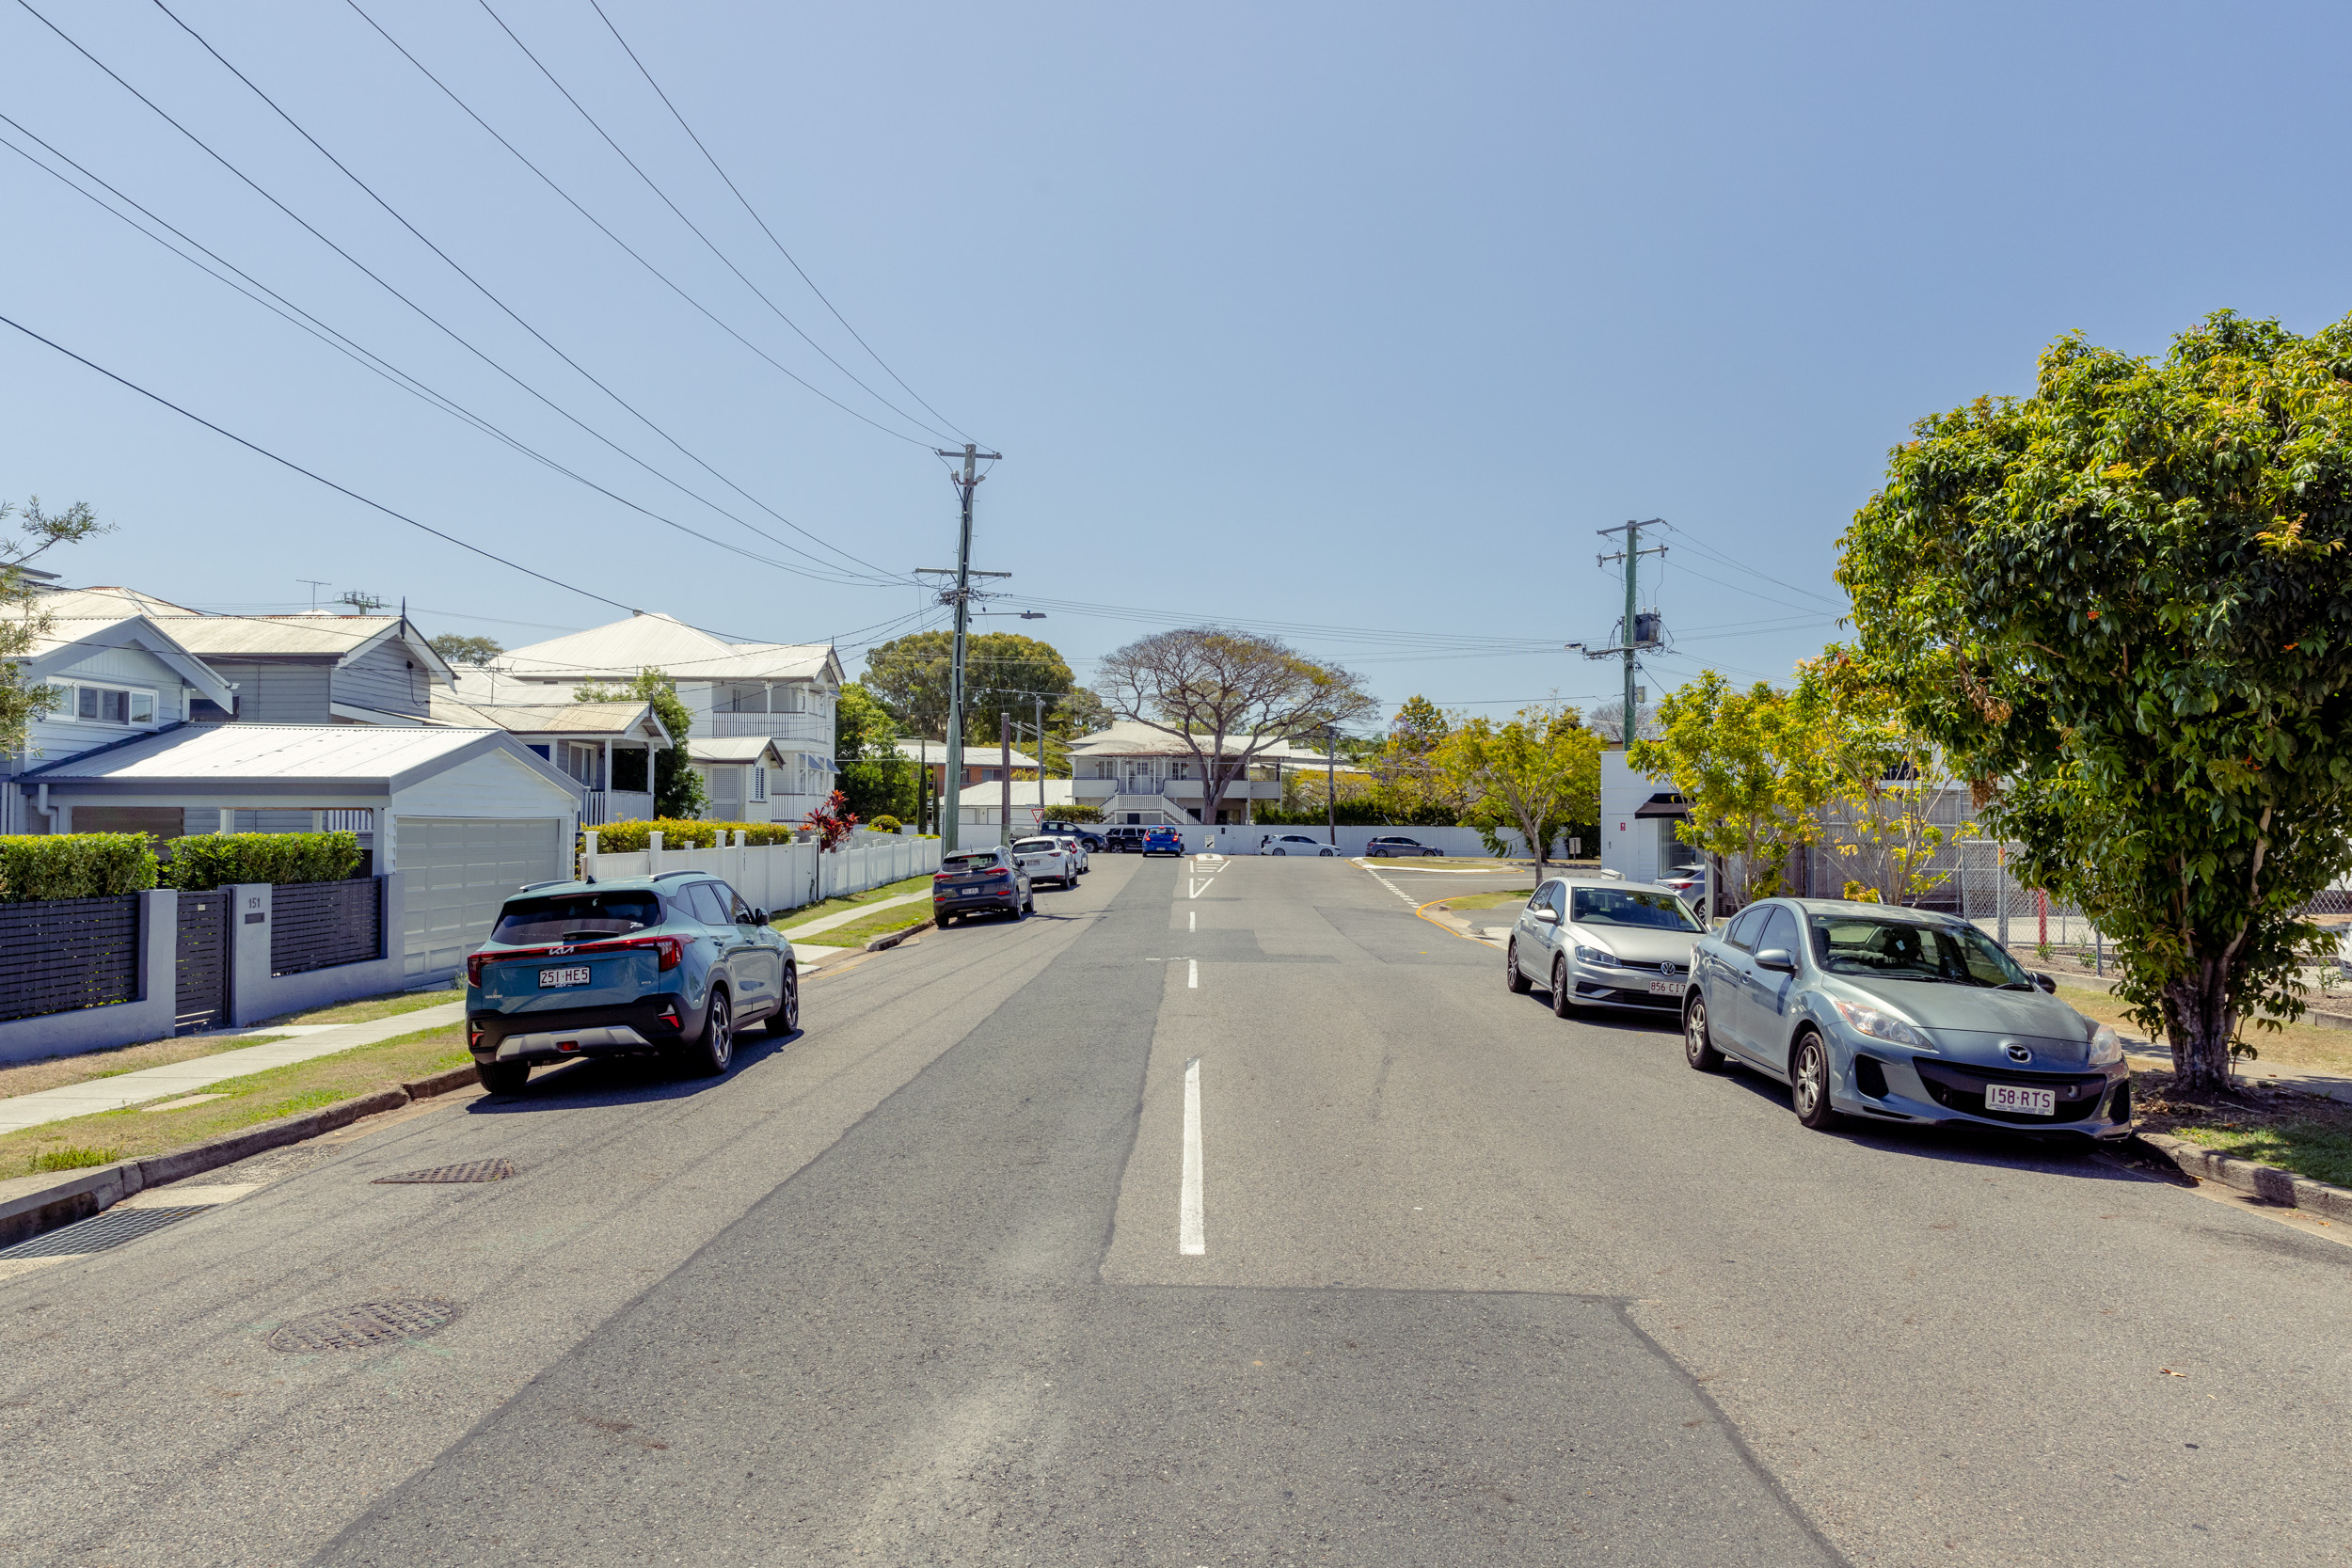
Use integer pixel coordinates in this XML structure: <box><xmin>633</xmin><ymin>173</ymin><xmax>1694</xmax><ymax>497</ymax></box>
<box><xmin>580</xmin><ymin>829</ymin><xmax>941</xmax><ymax>916</ymax></box>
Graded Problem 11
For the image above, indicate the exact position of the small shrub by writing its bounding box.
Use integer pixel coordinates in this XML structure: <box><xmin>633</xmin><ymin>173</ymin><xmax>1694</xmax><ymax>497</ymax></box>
<box><xmin>31</xmin><ymin>1146</ymin><xmax>120</xmax><ymax>1172</ymax></box>
<box><xmin>165</xmin><ymin>832</ymin><xmax>364</xmax><ymax>891</ymax></box>
<box><xmin>870</xmin><ymin>815</ymin><xmax>902</xmax><ymax>834</ymax></box>
<box><xmin>0</xmin><ymin>833</ymin><xmax>161</xmax><ymax>902</ymax></box>
<box><xmin>582</xmin><ymin>818</ymin><xmax>802</xmax><ymax>853</ymax></box>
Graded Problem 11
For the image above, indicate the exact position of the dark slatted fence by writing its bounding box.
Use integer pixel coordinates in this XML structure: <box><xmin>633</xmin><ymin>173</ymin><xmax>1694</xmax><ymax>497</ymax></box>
<box><xmin>0</xmin><ymin>895</ymin><xmax>141</xmax><ymax>1023</ymax></box>
<box><xmin>174</xmin><ymin>894</ymin><xmax>230</xmax><ymax>1034</ymax></box>
<box><xmin>270</xmin><ymin>878</ymin><xmax>383</xmax><ymax>976</ymax></box>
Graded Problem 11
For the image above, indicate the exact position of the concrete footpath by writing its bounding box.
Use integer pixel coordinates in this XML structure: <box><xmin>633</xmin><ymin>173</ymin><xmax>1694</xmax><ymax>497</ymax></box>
<box><xmin>0</xmin><ymin>1003</ymin><xmax>466</xmax><ymax>1136</ymax></box>
<box><xmin>778</xmin><ymin>888</ymin><xmax>929</xmax><ymax>941</ymax></box>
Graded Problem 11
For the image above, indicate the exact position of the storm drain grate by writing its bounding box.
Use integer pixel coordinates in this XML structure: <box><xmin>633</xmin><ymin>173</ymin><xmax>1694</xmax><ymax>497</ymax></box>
<box><xmin>267</xmin><ymin>1297</ymin><xmax>462</xmax><ymax>1353</ymax></box>
<box><xmin>372</xmin><ymin>1159</ymin><xmax>515</xmax><ymax>1185</ymax></box>
<box><xmin>0</xmin><ymin>1206</ymin><xmax>214</xmax><ymax>1260</ymax></box>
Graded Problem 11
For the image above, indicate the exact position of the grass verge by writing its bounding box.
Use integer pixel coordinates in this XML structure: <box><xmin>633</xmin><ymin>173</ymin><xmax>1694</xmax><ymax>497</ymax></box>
<box><xmin>2134</xmin><ymin>1070</ymin><xmax>2352</xmax><ymax>1189</ymax></box>
<box><xmin>796</xmin><ymin>902</ymin><xmax>936</xmax><ymax>948</ymax></box>
<box><xmin>266</xmin><ymin>985</ymin><xmax>460</xmax><ymax>1027</ymax></box>
<box><xmin>2053</xmin><ymin>980</ymin><xmax>2352</xmax><ymax>1081</ymax></box>
<box><xmin>1430</xmin><ymin>887</ymin><xmax>1536</xmax><ymax>914</ymax></box>
<box><xmin>0</xmin><ymin>1023</ymin><xmax>469</xmax><ymax>1181</ymax></box>
<box><xmin>0</xmin><ymin>1032</ymin><xmax>293</xmax><ymax>1102</ymax></box>
<box><xmin>772</xmin><ymin>875</ymin><xmax>932</xmax><ymax>934</ymax></box>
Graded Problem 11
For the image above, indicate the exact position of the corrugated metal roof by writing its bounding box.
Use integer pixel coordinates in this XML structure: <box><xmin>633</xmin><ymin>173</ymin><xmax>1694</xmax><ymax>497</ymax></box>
<box><xmin>427</xmin><ymin>692</ymin><xmax>669</xmax><ymax>737</ymax></box>
<box><xmin>22</xmin><ymin>723</ymin><xmax>515</xmax><ymax>783</ymax></box>
<box><xmin>498</xmin><ymin>611</ymin><xmax>837</xmax><ymax>682</ymax></box>
<box><xmin>895</xmin><ymin>738</ymin><xmax>1041</xmax><ymax>767</ymax></box>
<box><xmin>688</xmin><ymin>736</ymin><xmax>788</xmax><ymax>763</ymax></box>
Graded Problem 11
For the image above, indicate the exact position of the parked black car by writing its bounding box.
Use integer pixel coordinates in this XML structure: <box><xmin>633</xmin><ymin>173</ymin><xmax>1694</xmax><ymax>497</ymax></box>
<box><xmin>1039</xmin><ymin>819</ymin><xmax>1106</xmax><ymax>852</ymax></box>
<box><xmin>1104</xmin><ymin>827</ymin><xmax>1147</xmax><ymax>853</ymax></box>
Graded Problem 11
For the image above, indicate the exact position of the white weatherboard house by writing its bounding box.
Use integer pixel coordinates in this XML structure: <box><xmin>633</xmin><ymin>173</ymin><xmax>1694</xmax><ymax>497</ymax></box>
<box><xmin>428</xmin><ymin>691</ymin><xmax>675</xmax><ymax>826</ymax></box>
<box><xmin>0</xmin><ymin>612</ymin><xmax>236</xmax><ymax>835</ymax></box>
<box><xmin>16</xmin><ymin>724</ymin><xmax>583</xmax><ymax>981</ymax></box>
<box><xmin>455</xmin><ymin>611</ymin><xmax>843</xmax><ymax>823</ymax></box>
<box><xmin>1066</xmin><ymin>721</ymin><xmax>1338</xmax><ymax>825</ymax></box>
<box><xmin>1598</xmin><ymin>750</ymin><xmax>1695</xmax><ymax>884</ymax></box>
<box><xmin>688</xmin><ymin>736</ymin><xmax>795</xmax><ymax>824</ymax></box>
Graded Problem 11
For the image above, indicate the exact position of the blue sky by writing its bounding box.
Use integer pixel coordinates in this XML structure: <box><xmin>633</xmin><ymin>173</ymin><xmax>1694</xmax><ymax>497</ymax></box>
<box><xmin>6</xmin><ymin>0</ymin><xmax>2347</xmax><ymax>726</ymax></box>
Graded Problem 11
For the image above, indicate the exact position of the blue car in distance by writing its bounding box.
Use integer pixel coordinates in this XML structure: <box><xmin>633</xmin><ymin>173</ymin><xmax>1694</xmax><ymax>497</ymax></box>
<box><xmin>1681</xmin><ymin>898</ymin><xmax>2129</xmax><ymax>1139</ymax></box>
<box><xmin>465</xmin><ymin>872</ymin><xmax>798</xmax><ymax>1094</ymax></box>
<box><xmin>1141</xmin><ymin>827</ymin><xmax>1184</xmax><ymax>856</ymax></box>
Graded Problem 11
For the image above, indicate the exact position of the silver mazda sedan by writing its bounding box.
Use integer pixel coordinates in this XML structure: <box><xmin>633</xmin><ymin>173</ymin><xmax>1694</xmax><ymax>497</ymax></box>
<box><xmin>1681</xmin><ymin>898</ymin><xmax>2131</xmax><ymax>1138</ymax></box>
<box><xmin>1505</xmin><ymin>877</ymin><xmax>1705</xmax><ymax>1019</ymax></box>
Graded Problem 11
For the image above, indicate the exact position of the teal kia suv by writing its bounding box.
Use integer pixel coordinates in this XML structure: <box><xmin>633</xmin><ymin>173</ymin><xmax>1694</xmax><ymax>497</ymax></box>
<box><xmin>465</xmin><ymin>873</ymin><xmax>798</xmax><ymax>1093</ymax></box>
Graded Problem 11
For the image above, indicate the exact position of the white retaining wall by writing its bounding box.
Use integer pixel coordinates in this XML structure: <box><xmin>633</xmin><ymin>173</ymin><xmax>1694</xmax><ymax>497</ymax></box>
<box><xmin>580</xmin><ymin>830</ymin><xmax>941</xmax><ymax>915</ymax></box>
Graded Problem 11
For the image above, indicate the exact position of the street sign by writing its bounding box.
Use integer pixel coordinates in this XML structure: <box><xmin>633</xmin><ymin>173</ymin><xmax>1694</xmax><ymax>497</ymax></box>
<box><xmin>1029</xmin><ymin>806</ymin><xmax>1045</xmax><ymax>824</ymax></box>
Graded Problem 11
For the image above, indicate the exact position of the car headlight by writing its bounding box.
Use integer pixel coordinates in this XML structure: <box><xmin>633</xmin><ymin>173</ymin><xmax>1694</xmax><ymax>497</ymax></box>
<box><xmin>1573</xmin><ymin>945</ymin><xmax>1619</xmax><ymax>968</ymax></box>
<box><xmin>1830</xmin><ymin>998</ymin><xmax>1932</xmax><ymax>1051</ymax></box>
<box><xmin>2087</xmin><ymin>1023</ymin><xmax>2122</xmax><ymax>1067</ymax></box>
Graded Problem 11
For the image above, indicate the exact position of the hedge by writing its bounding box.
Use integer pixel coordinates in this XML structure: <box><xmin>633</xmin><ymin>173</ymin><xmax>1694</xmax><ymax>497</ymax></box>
<box><xmin>0</xmin><ymin>833</ymin><xmax>161</xmax><ymax>902</ymax></box>
<box><xmin>165</xmin><ymin>832</ymin><xmax>365</xmax><ymax>891</ymax></box>
<box><xmin>581</xmin><ymin>818</ymin><xmax>803</xmax><ymax>853</ymax></box>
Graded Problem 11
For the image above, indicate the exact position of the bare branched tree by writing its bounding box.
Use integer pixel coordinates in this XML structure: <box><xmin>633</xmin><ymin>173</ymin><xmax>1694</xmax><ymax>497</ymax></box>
<box><xmin>1095</xmin><ymin>629</ymin><xmax>1377</xmax><ymax>829</ymax></box>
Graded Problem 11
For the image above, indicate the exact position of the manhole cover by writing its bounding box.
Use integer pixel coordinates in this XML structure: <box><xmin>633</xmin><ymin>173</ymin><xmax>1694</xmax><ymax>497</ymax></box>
<box><xmin>373</xmin><ymin>1159</ymin><xmax>515</xmax><ymax>1184</ymax></box>
<box><xmin>267</xmin><ymin>1297</ymin><xmax>461</xmax><ymax>1353</ymax></box>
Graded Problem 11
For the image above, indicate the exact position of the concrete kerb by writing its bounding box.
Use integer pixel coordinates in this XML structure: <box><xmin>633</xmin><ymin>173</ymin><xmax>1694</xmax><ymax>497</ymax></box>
<box><xmin>2134</xmin><ymin>1131</ymin><xmax>2352</xmax><ymax>1224</ymax></box>
<box><xmin>0</xmin><ymin>1063</ymin><xmax>484</xmax><ymax>1251</ymax></box>
<box><xmin>863</xmin><ymin>918</ymin><xmax>934</xmax><ymax>954</ymax></box>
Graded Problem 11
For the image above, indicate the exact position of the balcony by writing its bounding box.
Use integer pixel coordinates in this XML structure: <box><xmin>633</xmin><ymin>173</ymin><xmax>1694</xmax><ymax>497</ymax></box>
<box><xmin>707</xmin><ymin>713</ymin><xmax>829</xmax><ymax>741</ymax></box>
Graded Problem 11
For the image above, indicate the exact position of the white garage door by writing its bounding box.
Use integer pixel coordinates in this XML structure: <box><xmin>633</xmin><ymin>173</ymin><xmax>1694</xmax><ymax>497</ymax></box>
<box><xmin>398</xmin><ymin>817</ymin><xmax>564</xmax><ymax>980</ymax></box>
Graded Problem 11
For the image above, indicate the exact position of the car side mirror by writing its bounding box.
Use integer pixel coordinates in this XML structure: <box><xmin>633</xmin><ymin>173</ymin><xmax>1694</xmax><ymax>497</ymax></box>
<box><xmin>2033</xmin><ymin>972</ymin><xmax>2057</xmax><ymax>993</ymax></box>
<box><xmin>751</xmin><ymin>909</ymin><xmax>768</xmax><ymax>926</ymax></box>
<box><xmin>1756</xmin><ymin>947</ymin><xmax>1798</xmax><ymax>974</ymax></box>
<box><xmin>1533</xmin><ymin>907</ymin><xmax>1560</xmax><ymax>925</ymax></box>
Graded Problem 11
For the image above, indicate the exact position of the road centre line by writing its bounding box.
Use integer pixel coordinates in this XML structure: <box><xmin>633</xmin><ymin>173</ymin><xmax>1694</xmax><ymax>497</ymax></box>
<box><xmin>1188</xmin><ymin>958</ymin><xmax>1199</xmax><ymax>989</ymax></box>
<box><xmin>1189</xmin><ymin>910</ymin><xmax>1195</xmax><ymax>931</ymax></box>
<box><xmin>1180</xmin><ymin>1056</ymin><xmax>1205</xmax><ymax>1256</ymax></box>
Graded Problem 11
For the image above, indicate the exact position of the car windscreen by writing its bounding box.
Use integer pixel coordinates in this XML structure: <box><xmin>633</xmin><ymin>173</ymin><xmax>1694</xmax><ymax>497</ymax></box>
<box><xmin>1808</xmin><ymin>915</ymin><xmax>2032</xmax><ymax>988</ymax></box>
<box><xmin>1568</xmin><ymin>887</ymin><xmax>1703</xmax><ymax>932</ymax></box>
<box><xmin>491</xmin><ymin>891</ymin><xmax>661</xmax><ymax>944</ymax></box>
<box><xmin>942</xmin><ymin>851</ymin><xmax>1000</xmax><ymax>873</ymax></box>
<box><xmin>1012</xmin><ymin>839</ymin><xmax>1058</xmax><ymax>852</ymax></box>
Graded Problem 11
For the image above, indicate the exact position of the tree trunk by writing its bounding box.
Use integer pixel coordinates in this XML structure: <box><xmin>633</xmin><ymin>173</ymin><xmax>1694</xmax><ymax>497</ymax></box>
<box><xmin>1519</xmin><ymin>800</ymin><xmax>1547</xmax><ymax>882</ymax></box>
<box><xmin>2160</xmin><ymin>960</ymin><xmax>2239</xmax><ymax>1093</ymax></box>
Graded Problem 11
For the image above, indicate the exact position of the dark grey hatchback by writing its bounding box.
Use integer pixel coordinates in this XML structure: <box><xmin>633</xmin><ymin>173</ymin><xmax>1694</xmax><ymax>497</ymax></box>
<box><xmin>1681</xmin><ymin>898</ymin><xmax>2131</xmax><ymax>1138</ymax></box>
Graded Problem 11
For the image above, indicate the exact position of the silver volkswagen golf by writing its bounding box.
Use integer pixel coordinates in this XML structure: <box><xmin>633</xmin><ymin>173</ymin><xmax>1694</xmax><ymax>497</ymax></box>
<box><xmin>1681</xmin><ymin>898</ymin><xmax>2131</xmax><ymax>1138</ymax></box>
<box><xmin>1505</xmin><ymin>877</ymin><xmax>1706</xmax><ymax>1018</ymax></box>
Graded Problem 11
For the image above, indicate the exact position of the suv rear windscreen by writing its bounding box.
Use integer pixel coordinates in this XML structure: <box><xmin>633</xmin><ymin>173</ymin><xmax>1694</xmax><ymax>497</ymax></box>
<box><xmin>942</xmin><ymin>851</ymin><xmax>1002</xmax><ymax>874</ymax></box>
<box><xmin>492</xmin><ymin>891</ymin><xmax>662</xmax><ymax>944</ymax></box>
<box><xmin>1012</xmin><ymin>838</ymin><xmax>1058</xmax><ymax>852</ymax></box>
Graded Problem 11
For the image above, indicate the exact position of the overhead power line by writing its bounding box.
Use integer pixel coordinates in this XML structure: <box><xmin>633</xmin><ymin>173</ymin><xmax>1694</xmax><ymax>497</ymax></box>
<box><xmin>470</xmin><ymin>0</ymin><xmax>956</xmax><ymax>447</ymax></box>
<box><xmin>113</xmin><ymin>0</ymin><xmax>915</xmax><ymax>585</ymax></box>
<box><xmin>581</xmin><ymin>0</ymin><xmax>974</xmax><ymax>445</ymax></box>
<box><xmin>0</xmin><ymin>115</ymin><xmax>899</xmax><ymax>591</ymax></box>
<box><xmin>16</xmin><ymin>0</ymin><xmax>914</xmax><ymax>590</ymax></box>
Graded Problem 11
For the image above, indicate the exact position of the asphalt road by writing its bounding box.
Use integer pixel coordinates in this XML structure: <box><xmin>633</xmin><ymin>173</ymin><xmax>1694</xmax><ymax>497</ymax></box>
<box><xmin>3</xmin><ymin>856</ymin><xmax>2347</xmax><ymax>1566</ymax></box>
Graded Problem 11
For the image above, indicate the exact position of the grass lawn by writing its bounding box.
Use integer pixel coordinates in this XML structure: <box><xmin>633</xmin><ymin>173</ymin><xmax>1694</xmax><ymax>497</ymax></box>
<box><xmin>0</xmin><ymin>1023</ymin><xmax>472</xmax><ymax>1180</ymax></box>
<box><xmin>2053</xmin><ymin>979</ymin><xmax>2352</xmax><ymax>1080</ymax></box>
<box><xmin>772</xmin><ymin>875</ymin><xmax>932</xmax><ymax>934</ymax></box>
<box><xmin>0</xmin><ymin>1031</ymin><xmax>291</xmax><ymax>1102</ymax></box>
<box><xmin>265</xmin><ymin>985</ymin><xmax>459</xmax><ymax>1027</ymax></box>
<box><xmin>2134</xmin><ymin>1070</ymin><xmax>2352</xmax><ymax>1189</ymax></box>
<box><xmin>1429</xmin><ymin>888</ymin><xmax>1536</xmax><ymax>913</ymax></box>
<box><xmin>795</xmin><ymin>902</ymin><xmax>935</xmax><ymax>948</ymax></box>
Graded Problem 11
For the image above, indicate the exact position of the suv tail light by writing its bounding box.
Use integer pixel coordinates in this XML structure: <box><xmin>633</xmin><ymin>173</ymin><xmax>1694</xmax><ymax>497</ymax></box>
<box><xmin>467</xmin><ymin>933</ymin><xmax>681</xmax><ymax>986</ymax></box>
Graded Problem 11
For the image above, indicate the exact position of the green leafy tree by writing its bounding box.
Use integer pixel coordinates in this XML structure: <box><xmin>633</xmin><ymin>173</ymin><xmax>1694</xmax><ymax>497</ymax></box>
<box><xmin>1</xmin><ymin>496</ymin><xmax>108</xmax><ymax>756</ymax></box>
<box><xmin>1431</xmin><ymin>704</ymin><xmax>1600</xmax><ymax>878</ymax></box>
<box><xmin>1097</xmin><ymin>629</ymin><xmax>1377</xmax><ymax>826</ymax></box>
<box><xmin>1798</xmin><ymin>650</ymin><xmax>1963</xmax><ymax>906</ymax></box>
<box><xmin>427</xmin><ymin>632</ymin><xmax>503</xmax><ymax>666</ymax></box>
<box><xmin>575</xmin><ymin>667</ymin><xmax>705</xmax><ymax>820</ymax></box>
<box><xmin>864</xmin><ymin>631</ymin><xmax>1077</xmax><ymax>744</ymax></box>
<box><xmin>1839</xmin><ymin>309</ymin><xmax>2352</xmax><ymax>1093</ymax></box>
<box><xmin>1630</xmin><ymin>671</ymin><xmax>1832</xmax><ymax>903</ymax></box>
<box><xmin>1363</xmin><ymin>694</ymin><xmax>1465</xmax><ymax>824</ymax></box>
<box><xmin>834</xmin><ymin>681</ymin><xmax>916</xmax><ymax>822</ymax></box>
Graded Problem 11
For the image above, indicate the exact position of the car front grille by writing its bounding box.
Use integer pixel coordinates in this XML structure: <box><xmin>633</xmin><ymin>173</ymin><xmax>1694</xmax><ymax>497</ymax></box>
<box><xmin>1913</xmin><ymin>1058</ymin><xmax>2107</xmax><ymax>1125</ymax></box>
